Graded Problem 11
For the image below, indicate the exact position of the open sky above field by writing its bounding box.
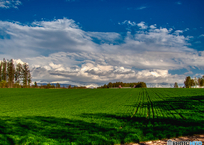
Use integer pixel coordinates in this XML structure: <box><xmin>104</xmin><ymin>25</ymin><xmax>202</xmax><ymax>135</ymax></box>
<box><xmin>0</xmin><ymin>0</ymin><xmax>204</xmax><ymax>87</ymax></box>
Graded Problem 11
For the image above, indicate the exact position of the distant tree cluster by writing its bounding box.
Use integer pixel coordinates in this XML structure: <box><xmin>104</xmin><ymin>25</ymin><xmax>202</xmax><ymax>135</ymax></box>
<box><xmin>184</xmin><ymin>76</ymin><xmax>204</xmax><ymax>88</ymax></box>
<box><xmin>97</xmin><ymin>81</ymin><xmax>147</xmax><ymax>89</ymax></box>
<box><xmin>33</xmin><ymin>83</ymin><xmax>87</xmax><ymax>89</ymax></box>
<box><xmin>0</xmin><ymin>58</ymin><xmax>31</xmax><ymax>88</ymax></box>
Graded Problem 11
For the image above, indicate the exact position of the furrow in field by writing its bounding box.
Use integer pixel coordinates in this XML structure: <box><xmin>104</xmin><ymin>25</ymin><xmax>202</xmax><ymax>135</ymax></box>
<box><xmin>159</xmin><ymin>89</ymin><xmax>204</xmax><ymax>121</ymax></box>
<box><xmin>164</xmin><ymin>89</ymin><xmax>204</xmax><ymax>114</ymax></box>
<box><xmin>119</xmin><ymin>89</ymin><xmax>143</xmax><ymax>129</ymax></box>
<box><xmin>145</xmin><ymin>89</ymin><xmax>154</xmax><ymax>121</ymax></box>
<box><xmin>151</xmin><ymin>90</ymin><xmax>184</xmax><ymax>120</ymax></box>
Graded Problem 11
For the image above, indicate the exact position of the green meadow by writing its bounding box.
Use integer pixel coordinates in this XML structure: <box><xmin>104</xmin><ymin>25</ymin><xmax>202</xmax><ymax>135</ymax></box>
<box><xmin>0</xmin><ymin>88</ymin><xmax>204</xmax><ymax>145</ymax></box>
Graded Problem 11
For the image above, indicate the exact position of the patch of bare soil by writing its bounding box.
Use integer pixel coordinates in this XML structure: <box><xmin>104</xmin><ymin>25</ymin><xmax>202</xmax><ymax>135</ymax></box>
<box><xmin>123</xmin><ymin>134</ymin><xmax>204</xmax><ymax>145</ymax></box>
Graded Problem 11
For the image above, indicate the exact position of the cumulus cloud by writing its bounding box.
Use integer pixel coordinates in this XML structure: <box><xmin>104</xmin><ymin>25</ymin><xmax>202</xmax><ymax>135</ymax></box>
<box><xmin>137</xmin><ymin>21</ymin><xmax>148</xmax><ymax>29</ymax></box>
<box><xmin>0</xmin><ymin>0</ymin><xmax>21</xmax><ymax>9</ymax></box>
<box><xmin>150</xmin><ymin>24</ymin><xmax>157</xmax><ymax>29</ymax></box>
<box><xmin>0</xmin><ymin>18</ymin><xmax>203</xmax><ymax>87</ymax></box>
<box><xmin>28</xmin><ymin>52</ymin><xmax>187</xmax><ymax>86</ymax></box>
<box><xmin>174</xmin><ymin>30</ymin><xmax>183</xmax><ymax>36</ymax></box>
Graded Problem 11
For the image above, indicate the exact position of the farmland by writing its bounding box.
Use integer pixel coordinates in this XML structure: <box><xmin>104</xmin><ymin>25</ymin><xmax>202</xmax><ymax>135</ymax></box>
<box><xmin>0</xmin><ymin>88</ymin><xmax>204</xmax><ymax>145</ymax></box>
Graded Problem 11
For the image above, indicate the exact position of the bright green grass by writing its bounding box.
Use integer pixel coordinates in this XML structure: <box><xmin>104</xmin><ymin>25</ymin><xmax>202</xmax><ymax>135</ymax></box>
<box><xmin>0</xmin><ymin>88</ymin><xmax>204</xmax><ymax>145</ymax></box>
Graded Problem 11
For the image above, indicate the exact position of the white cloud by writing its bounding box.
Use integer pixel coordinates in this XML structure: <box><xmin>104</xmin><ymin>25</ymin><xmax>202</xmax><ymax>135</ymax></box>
<box><xmin>13</xmin><ymin>59</ymin><xmax>26</xmax><ymax>65</ymax></box>
<box><xmin>174</xmin><ymin>30</ymin><xmax>183</xmax><ymax>35</ymax></box>
<box><xmin>1</xmin><ymin>18</ymin><xmax>203</xmax><ymax>86</ymax></box>
<box><xmin>150</xmin><ymin>24</ymin><xmax>157</xmax><ymax>29</ymax></box>
<box><xmin>137</xmin><ymin>21</ymin><xmax>148</xmax><ymax>29</ymax></box>
<box><xmin>0</xmin><ymin>0</ymin><xmax>21</xmax><ymax>9</ymax></box>
<box><xmin>86</xmin><ymin>84</ymin><xmax>99</xmax><ymax>88</ymax></box>
<box><xmin>136</xmin><ymin>6</ymin><xmax>147</xmax><ymax>10</ymax></box>
<box><xmin>199</xmin><ymin>34</ymin><xmax>204</xmax><ymax>38</ymax></box>
<box><xmin>184</xmin><ymin>28</ymin><xmax>189</xmax><ymax>31</ymax></box>
<box><xmin>0</xmin><ymin>18</ymin><xmax>96</xmax><ymax>58</ymax></box>
<box><xmin>119</xmin><ymin>20</ymin><xmax>137</xmax><ymax>26</ymax></box>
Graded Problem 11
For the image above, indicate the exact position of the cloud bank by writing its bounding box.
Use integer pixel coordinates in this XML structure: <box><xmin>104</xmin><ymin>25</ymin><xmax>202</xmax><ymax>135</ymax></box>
<box><xmin>0</xmin><ymin>18</ymin><xmax>203</xmax><ymax>87</ymax></box>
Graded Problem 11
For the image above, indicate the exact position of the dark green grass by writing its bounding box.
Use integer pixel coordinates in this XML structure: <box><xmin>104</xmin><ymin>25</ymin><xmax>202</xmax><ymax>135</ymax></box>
<box><xmin>0</xmin><ymin>88</ymin><xmax>204</xmax><ymax>145</ymax></box>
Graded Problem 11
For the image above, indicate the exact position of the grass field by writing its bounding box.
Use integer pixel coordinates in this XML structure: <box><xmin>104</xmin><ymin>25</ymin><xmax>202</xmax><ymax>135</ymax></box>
<box><xmin>0</xmin><ymin>88</ymin><xmax>204</xmax><ymax>145</ymax></box>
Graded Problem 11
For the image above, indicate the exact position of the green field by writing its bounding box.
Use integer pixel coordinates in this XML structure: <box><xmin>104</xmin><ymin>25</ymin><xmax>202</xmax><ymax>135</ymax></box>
<box><xmin>0</xmin><ymin>88</ymin><xmax>204</xmax><ymax>145</ymax></box>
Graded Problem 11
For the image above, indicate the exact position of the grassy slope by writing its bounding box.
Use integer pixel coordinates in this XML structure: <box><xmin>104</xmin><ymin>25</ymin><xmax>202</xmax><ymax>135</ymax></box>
<box><xmin>0</xmin><ymin>88</ymin><xmax>203</xmax><ymax>145</ymax></box>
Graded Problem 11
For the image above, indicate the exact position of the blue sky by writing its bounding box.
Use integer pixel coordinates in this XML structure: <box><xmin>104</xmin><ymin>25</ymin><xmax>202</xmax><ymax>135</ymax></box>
<box><xmin>0</xmin><ymin>0</ymin><xmax>204</xmax><ymax>87</ymax></box>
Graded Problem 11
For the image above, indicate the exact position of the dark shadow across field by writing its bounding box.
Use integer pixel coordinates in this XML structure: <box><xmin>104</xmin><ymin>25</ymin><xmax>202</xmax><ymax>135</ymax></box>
<box><xmin>0</xmin><ymin>114</ymin><xmax>203</xmax><ymax>145</ymax></box>
<box><xmin>0</xmin><ymin>94</ymin><xmax>204</xmax><ymax>144</ymax></box>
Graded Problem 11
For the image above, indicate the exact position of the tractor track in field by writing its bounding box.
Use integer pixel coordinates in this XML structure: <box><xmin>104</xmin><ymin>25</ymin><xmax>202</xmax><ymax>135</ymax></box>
<box><xmin>119</xmin><ymin>90</ymin><xmax>143</xmax><ymax>130</ymax></box>
<box><xmin>153</xmin><ymin>92</ymin><xmax>186</xmax><ymax>120</ymax></box>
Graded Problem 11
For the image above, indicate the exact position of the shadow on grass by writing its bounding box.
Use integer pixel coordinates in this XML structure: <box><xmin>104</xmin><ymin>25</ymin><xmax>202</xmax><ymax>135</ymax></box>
<box><xmin>0</xmin><ymin>115</ymin><xmax>120</xmax><ymax>145</ymax></box>
<box><xmin>80</xmin><ymin>112</ymin><xmax>204</xmax><ymax>141</ymax></box>
<box><xmin>0</xmin><ymin>94</ymin><xmax>204</xmax><ymax>145</ymax></box>
<box><xmin>0</xmin><ymin>113</ymin><xmax>204</xmax><ymax>145</ymax></box>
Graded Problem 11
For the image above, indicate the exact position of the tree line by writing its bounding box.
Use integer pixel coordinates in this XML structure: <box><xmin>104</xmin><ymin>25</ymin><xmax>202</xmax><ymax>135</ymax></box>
<box><xmin>174</xmin><ymin>75</ymin><xmax>204</xmax><ymax>88</ymax></box>
<box><xmin>97</xmin><ymin>81</ymin><xmax>147</xmax><ymax>89</ymax></box>
<box><xmin>34</xmin><ymin>83</ymin><xmax>87</xmax><ymax>89</ymax></box>
<box><xmin>0</xmin><ymin>58</ymin><xmax>31</xmax><ymax>88</ymax></box>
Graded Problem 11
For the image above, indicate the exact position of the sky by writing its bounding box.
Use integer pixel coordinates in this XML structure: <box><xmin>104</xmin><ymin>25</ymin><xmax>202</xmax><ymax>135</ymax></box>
<box><xmin>0</xmin><ymin>0</ymin><xmax>204</xmax><ymax>88</ymax></box>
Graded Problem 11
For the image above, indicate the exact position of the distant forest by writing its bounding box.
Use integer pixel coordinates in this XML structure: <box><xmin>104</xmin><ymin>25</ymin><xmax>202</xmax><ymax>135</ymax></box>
<box><xmin>97</xmin><ymin>82</ymin><xmax>147</xmax><ymax>88</ymax></box>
